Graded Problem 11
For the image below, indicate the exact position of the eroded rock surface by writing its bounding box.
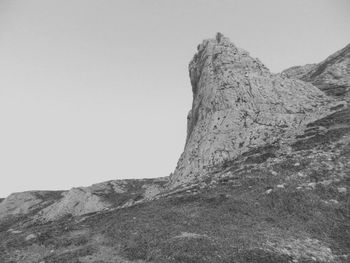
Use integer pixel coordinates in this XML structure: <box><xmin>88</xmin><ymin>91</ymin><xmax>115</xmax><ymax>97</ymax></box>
<box><xmin>0</xmin><ymin>192</ymin><xmax>43</xmax><ymax>219</ymax></box>
<box><xmin>0</xmin><ymin>191</ymin><xmax>63</xmax><ymax>220</ymax></box>
<box><xmin>0</xmin><ymin>178</ymin><xmax>168</xmax><ymax>221</ymax></box>
<box><xmin>37</xmin><ymin>178</ymin><xmax>167</xmax><ymax>220</ymax></box>
<box><xmin>170</xmin><ymin>33</ymin><xmax>344</xmax><ymax>187</ymax></box>
<box><xmin>283</xmin><ymin>43</ymin><xmax>350</xmax><ymax>101</ymax></box>
<box><xmin>38</xmin><ymin>187</ymin><xmax>110</xmax><ymax>221</ymax></box>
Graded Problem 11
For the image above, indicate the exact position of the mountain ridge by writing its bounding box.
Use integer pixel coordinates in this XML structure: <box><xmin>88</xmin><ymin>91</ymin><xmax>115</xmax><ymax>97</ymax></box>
<box><xmin>283</xmin><ymin>43</ymin><xmax>350</xmax><ymax>101</ymax></box>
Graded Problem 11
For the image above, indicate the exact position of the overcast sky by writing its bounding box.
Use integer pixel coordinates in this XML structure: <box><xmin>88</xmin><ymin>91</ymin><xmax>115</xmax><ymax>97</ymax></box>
<box><xmin>0</xmin><ymin>0</ymin><xmax>349</xmax><ymax>197</ymax></box>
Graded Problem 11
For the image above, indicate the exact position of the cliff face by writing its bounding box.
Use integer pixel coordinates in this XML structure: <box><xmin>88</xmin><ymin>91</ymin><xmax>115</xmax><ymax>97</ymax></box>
<box><xmin>283</xmin><ymin>43</ymin><xmax>350</xmax><ymax>101</ymax></box>
<box><xmin>170</xmin><ymin>33</ymin><xmax>343</xmax><ymax>187</ymax></box>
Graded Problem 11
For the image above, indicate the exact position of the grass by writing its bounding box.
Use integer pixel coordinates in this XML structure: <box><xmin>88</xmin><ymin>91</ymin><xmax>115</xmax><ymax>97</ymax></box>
<box><xmin>80</xmin><ymin>175</ymin><xmax>348</xmax><ymax>262</ymax></box>
<box><xmin>1</xmin><ymin>165</ymin><xmax>349</xmax><ymax>262</ymax></box>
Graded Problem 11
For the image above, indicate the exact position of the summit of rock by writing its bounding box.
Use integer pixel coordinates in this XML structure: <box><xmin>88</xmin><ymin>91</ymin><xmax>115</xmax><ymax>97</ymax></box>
<box><xmin>170</xmin><ymin>33</ymin><xmax>344</xmax><ymax>187</ymax></box>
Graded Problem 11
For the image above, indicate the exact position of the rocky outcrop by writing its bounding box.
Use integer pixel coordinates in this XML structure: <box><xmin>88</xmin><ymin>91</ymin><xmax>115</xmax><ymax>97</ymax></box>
<box><xmin>0</xmin><ymin>191</ymin><xmax>63</xmax><ymax>220</ymax></box>
<box><xmin>169</xmin><ymin>33</ymin><xmax>344</xmax><ymax>187</ymax></box>
<box><xmin>37</xmin><ymin>187</ymin><xmax>111</xmax><ymax>221</ymax></box>
<box><xmin>0</xmin><ymin>178</ymin><xmax>167</xmax><ymax>221</ymax></box>
<box><xmin>0</xmin><ymin>192</ymin><xmax>43</xmax><ymax>219</ymax></box>
<box><xmin>283</xmin><ymin>43</ymin><xmax>350</xmax><ymax>101</ymax></box>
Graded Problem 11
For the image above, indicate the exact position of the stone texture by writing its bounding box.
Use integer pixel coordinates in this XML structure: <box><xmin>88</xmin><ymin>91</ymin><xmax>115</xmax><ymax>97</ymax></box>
<box><xmin>283</xmin><ymin>43</ymin><xmax>350</xmax><ymax>101</ymax></box>
<box><xmin>0</xmin><ymin>178</ymin><xmax>167</xmax><ymax>221</ymax></box>
<box><xmin>0</xmin><ymin>192</ymin><xmax>43</xmax><ymax>219</ymax></box>
<box><xmin>142</xmin><ymin>184</ymin><xmax>163</xmax><ymax>199</ymax></box>
<box><xmin>38</xmin><ymin>187</ymin><xmax>110</xmax><ymax>221</ymax></box>
<box><xmin>0</xmin><ymin>191</ymin><xmax>58</xmax><ymax>219</ymax></box>
<box><xmin>169</xmin><ymin>33</ymin><xmax>344</xmax><ymax>187</ymax></box>
<box><xmin>282</xmin><ymin>64</ymin><xmax>316</xmax><ymax>79</ymax></box>
<box><xmin>0</xmin><ymin>177</ymin><xmax>168</xmax><ymax>221</ymax></box>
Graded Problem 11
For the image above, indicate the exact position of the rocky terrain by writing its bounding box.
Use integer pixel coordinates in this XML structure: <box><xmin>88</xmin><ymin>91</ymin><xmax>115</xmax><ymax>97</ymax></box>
<box><xmin>0</xmin><ymin>34</ymin><xmax>349</xmax><ymax>263</ymax></box>
<box><xmin>170</xmin><ymin>33</ymin><xmax>344</xmax><ymax>188</ymax></box>
<box><xmin>0</xmin><ymin>178</ymin><xmax>167</xmax><ymax>223</ymax></box>
<box><xmin>283</xmin><ymin>43</ymin><xmax>350</xmax><ymax>101</ymax></box>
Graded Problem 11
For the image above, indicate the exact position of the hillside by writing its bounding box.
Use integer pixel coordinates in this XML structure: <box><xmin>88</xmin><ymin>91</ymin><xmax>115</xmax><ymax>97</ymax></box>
<box><xmin>0</xmin><ymin>34</ymin><xmax>349</xmax><ymax>263</ymax></box>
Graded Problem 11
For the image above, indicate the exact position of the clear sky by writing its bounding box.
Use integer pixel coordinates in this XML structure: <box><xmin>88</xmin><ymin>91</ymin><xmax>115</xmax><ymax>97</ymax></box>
<box><xmin>0</xmin><ymin>0</ymin><xmax>349</xmax><ymax>197</ymax></box>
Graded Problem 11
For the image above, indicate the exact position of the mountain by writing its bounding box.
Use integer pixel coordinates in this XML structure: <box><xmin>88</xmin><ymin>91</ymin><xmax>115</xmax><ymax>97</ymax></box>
<box><xmin>283</xmin><ymin>43</ymin><xmax>350</xmax><ymax>101</ymax></box>
<box><xmin>0</xmin><ymin>34</ymin><xmax>349</xmax><ymax>263</ymax></box>
<box><xmin>170</xmin><ymin>33</ymin><xmax>343</xmax><ymax>188</ymax></box>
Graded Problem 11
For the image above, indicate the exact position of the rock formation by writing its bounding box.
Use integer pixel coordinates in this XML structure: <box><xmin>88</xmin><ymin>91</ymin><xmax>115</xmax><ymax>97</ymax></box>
<box><xmin>0</xmin><ymin>192</ymin><xmax>44</xmax><ymax>219</ymax></box>
<box><xmin>0</xmin><ymin>178</ymin><xmax>167</xmax><ymax>221</ymax></box>
<box><xmin>283</xmin><ymin>43</ymin><xmax>350</xmax><ymax>101</ymax></box>
<box><xmin>0</xmin><ymin>191</ymin><xmax>63</xmax><ymax>220</ymax></box>
<box><xmin>170</xmin><ymin>33</ymin><xmax>344</xmax><ymax>187</ymax></box>
<box><xmin>37</xmin><ymin>187</ymin><xmax>111</xmax><ymax>221</ymax></box>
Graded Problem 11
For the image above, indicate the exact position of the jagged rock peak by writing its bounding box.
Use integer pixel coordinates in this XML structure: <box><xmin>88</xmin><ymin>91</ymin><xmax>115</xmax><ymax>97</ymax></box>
<box><xmin>170</xmin><ymin>33</ymin><xmax>344</xmax><ymax>188</ymax></box>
